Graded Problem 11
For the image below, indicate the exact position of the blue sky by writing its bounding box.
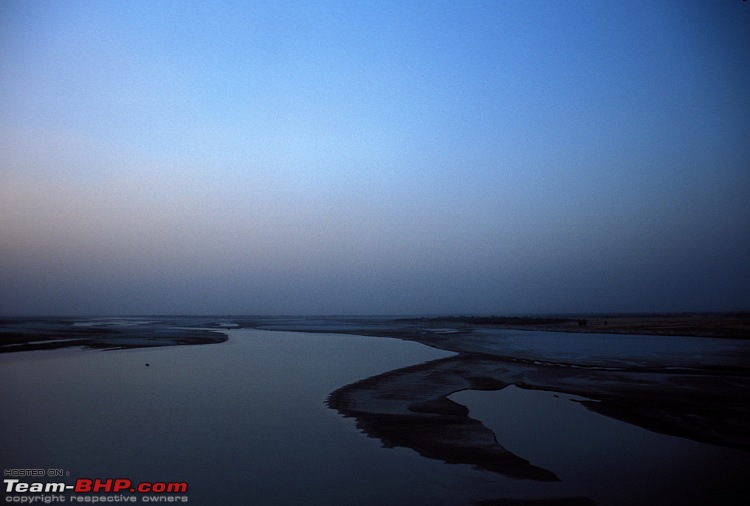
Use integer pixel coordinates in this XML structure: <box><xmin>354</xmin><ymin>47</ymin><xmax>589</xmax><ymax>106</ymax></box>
<box><xmin>1</xmin><ymin>0</ymin><xmax>749</xmax><ymax>315</ymax></box>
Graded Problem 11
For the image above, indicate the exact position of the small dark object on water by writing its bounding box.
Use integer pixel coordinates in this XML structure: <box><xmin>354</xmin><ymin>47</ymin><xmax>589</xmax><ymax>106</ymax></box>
<box><xmin>145</xmin><ymin>363</ymin><xmax>150</xmax><ymax>367</ymax></box>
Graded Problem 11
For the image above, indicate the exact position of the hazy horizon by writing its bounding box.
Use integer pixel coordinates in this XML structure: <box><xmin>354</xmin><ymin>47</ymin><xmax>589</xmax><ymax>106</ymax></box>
<box><xmin>2</xmin><ymin>1</ymin><xmax>749</xmax><ymax>316</ymax></box>
<box><xmin>2</xmin><ymin>311</ymin><xmax>748</xmax><ymax>319</ymax></box>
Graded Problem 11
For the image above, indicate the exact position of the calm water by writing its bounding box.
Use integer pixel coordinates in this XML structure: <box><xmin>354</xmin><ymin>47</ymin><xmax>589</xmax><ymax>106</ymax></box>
<box><xmin>453</xmin><ymin>387</ymin><xmax>749</xmax><ymax>505</ymax></box>
<box><xmin>2</xmin><ymin>327</ymin><xmax>748</xmax><ymax>505</ymax></box>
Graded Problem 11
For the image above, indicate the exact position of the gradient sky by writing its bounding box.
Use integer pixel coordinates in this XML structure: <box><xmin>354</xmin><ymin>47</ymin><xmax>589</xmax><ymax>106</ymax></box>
<box><xmin>1</xmin><ymin>0</ymin><xmax>749</xmax><ymax>316</ymax></box>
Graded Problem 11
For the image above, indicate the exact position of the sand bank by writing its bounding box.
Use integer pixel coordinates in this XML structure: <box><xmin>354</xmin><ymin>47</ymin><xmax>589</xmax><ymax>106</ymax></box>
<box><xmin>247</xmin><ymin>317</ymin><xmax>750</xmax><ymax>479</ymax></box>
<box><xmin>0</xmin><ymin>317</ymin><xmax>228</xmax><ymax>353</ymax></box>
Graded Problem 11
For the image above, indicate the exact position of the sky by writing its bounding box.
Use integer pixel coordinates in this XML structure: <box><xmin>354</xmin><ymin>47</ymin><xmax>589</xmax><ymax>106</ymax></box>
<box><xmin>1</xmin><ymin>0</ymin><xmax>749</xmax><ymax>316</ymax></box>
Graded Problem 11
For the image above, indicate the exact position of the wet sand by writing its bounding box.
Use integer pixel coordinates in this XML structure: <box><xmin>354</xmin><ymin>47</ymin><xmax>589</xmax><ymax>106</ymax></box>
<box><xmin>247</xmin><ymin>315</ymin><xmax>750</xmax><ymax>494</ymax></box>
<box><xmin>328</xmin><ymin>350</ymin><xmax>750</xmax><ymax>464</ymax></box>
<box><xmin>327</xmin><ymin>356</ymin><xmax>559</xmax><ymax>481</ymax></box>
<box><xmin>0</xmin><ymin>317</ymin><xmax>228</xmax><ymax>352</ymax></box>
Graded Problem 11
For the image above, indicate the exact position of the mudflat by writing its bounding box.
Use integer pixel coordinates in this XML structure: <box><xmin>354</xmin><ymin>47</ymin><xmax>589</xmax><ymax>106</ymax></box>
<box><xmin>0</xmin><ymin>316</ymin><xmax>228</xmax><ymax>353</ymax></box>
<box><xmin>250</xmin><ymin>314</ymin><xmax>750</xmax><ymax>486</ymax></box>
<box><xmin>400</xmin><ymin>312</ymin><xmax>750</xmax><ymax>339</ymax></box>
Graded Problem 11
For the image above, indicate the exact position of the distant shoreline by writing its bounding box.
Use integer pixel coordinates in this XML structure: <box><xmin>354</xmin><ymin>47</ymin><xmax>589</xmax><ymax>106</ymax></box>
<box><xmin>0</xmin><ymin>316</ymin><xmax>228</xmax><ymax>353</ymax></box>
<box><xmin>399</xmin><ymin>312</ymin><xmax>750</xmax><ymax>339</ymax></box>
<box><xmin>1</xmin><ymin>312</ymin><xmax>747</xmax><ymax>355</ymax></box>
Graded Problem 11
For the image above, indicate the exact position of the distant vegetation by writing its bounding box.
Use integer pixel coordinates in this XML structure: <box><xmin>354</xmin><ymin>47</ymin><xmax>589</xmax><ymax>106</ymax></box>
<box><xmin>417</xmin><ymin>315</ymin><xmax>576</xmax><ymax>326</ymax></box>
